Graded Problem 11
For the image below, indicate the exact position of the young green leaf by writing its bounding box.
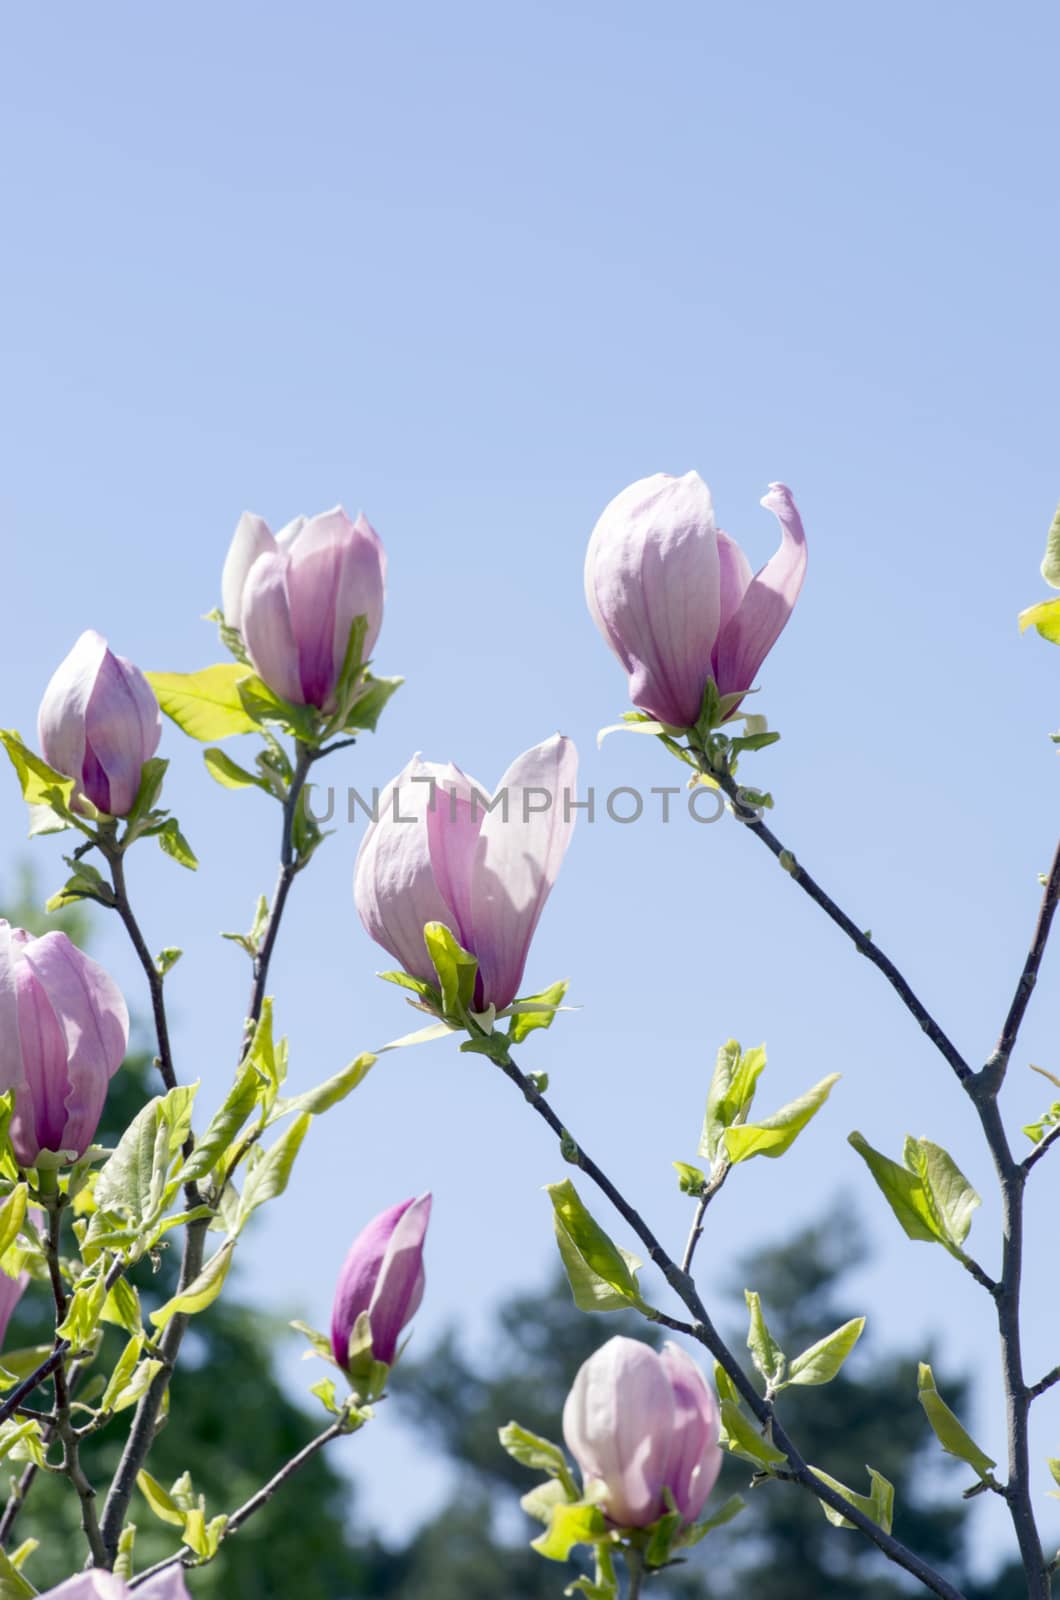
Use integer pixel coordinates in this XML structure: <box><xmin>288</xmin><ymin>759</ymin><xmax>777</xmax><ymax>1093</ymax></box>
<box><xmin>180</xmin><ymin>1060</ymin><xmax>262</xmax><ymax>1185</ymax></box>
<box><xmin>499</xmin><ymin>1422</ymin><xmax>575</xmax><ymax>1492</ymax></box>
<box><xmin>1018</xmin><ymin>597</ymin><xmax>1060</xmax><ymax>644</ymax></box>
<box><xmin>151</xmin><ymin>1241</ymin><xmax>235</xmax><ymax>1329</ymax></box>
<box><xmin>717</xmin><ymin>1399</ymin><xmax>787</xmax><ymax>1467</ymax></box>
<box><xmin>917</xmin><ymin>1363</ymin><xmax>996</xmax><ymax>1478</ymax></box>
<box><xmin>903</xmin><ymin>1137</ymin><xmax>980</xmax><ymax>1247</ymax></box>
<box><xmin>744</xmin><ymin>1290</ymin><xmax>786</xmax><ymax>1387</ymax></box>
<box><xmin>547</xmin><ymin>1179</ymin><xmax>644</xmax><ymax>1313</ymax></box>
<box><xmin>423</xmin><ymin>922</ymin><xmax>478</xmax><ymax>1020</ymax></box>
<box><xmin>724</xmin><ymin>1074</ymin><xmax>839</xmax><ymax>1164</ymax></box>
<box><xmin>532</xmin><ymin>1500</ymin><xmax>608</xmax><ymax>1562</ymax></box>
<box><xmin>146</xmin><ymin>665</ymin><xmax>260</xmax><ymax>741</ymax></box>
<box><xmin>273</xmin><ymin>1053</ymin><xmax>375</xmax><ymax>1120</ymax></box>
<box><xmin>237</xmin><ymin>1113</ymin><xmax>312</xmax><ymax>1225</ymax></box>
<box><xmin>786</xmin><ymin>1317</ymin><xmax>865</xmax><ymax>1388</ymax></box>
<box><xmin>848</xmin><ymin>1131</ymin><xmax>947</xmax><ymax>1246</ymax></box>
<box><xmin>507</xmin><ymin>979</ymin><xmax>570</xmax><ymax>1045</ymax></box>
<box><xmin>809</xmin><ymin>1464</ymin><xmax>894</xmax><ymax>1533</ymax></box>
<box><xmin>203</xmin><ymin>747</ymin><xmax>268</xmax><ymax>791</ymax></box>
<box><xmin>700</xmin><ymin>1040</ymin><xmax>767</xmax><ymax>1163</ymax></box>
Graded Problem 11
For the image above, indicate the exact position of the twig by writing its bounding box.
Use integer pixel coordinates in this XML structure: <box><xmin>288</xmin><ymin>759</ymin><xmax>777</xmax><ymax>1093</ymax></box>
<box><xmin>711</xmin><ymin>769</ymin><xmax>972</xmax><ymax>1085</ymax></box>
<box><xmin>126</xmin><ymin>1411</ymin><xmax>354</xmax><ymax>1589</ymax></box>
<box><xmin>493</xmin><ymin>1047</ymin><xmax>967</xmax><ymax>1600</ymax></box>
<box><xmin>0</xmin><ymin>1346</ymin><xmax>67</xmax><ymax>1427</ymax></box>
<box><xmin>244</xmin><ymin>742</ymin><xmax>317</xmax><ymax>1048</ymax></box>
<box><xmin>1028</xmin><ymin>1364</ymin><xmax>1060</xmax><ymax>1403</ymax></box>
<box><xmin>1024</xmin><ymin>1121</ymin><xmax>1060</xmax><ymax>1176</ymax></box>
<box><xmin>103</xmin><ymin>847</ymin><xmax>178</xmax><ymax>1095</ymax></box>
<box><xmin>680</xmin><ymin>1162</ymin><xmax>729</xmax><ymax>1274</ymax></box>
<box><xmin>989</xmin><ymin>837</ymin><xmax>1060</xmax><ymax>1079</ymax></box>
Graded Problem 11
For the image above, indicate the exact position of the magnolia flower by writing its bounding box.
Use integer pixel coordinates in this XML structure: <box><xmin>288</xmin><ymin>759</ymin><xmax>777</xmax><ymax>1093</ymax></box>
<box><xmin>585</xmin><ymin>472</ymin><xmax>807</xmax><ymax>728</ymax></box>
<box><xmin>222</xmin><ymin>506</ymin><xmax>386</xmax><ymax>712</ymax></box>
<box><xmin>563</xmin><ymin>1336</ymin><xmax>722</xmax><ymax>1528</ymax></box>
<box><xmin>38</xmin><ymin>1567</ymin><xmax>190</xmax><ymax>1598</ymax></box>
<box><xmin>0</xmin><ymin>1267</ymin><xmax>27</xmax><ymax>1349</ymax></box>
<box><xmin>38</xmin><ymin>631</ymin><xmax>161</xmax><ymax>816</ymax></box>
<box><xmin>353</xmin><ymin>735</ymin><xmax>577</xmax><ymax>1012</ymax></box>
<box><xmin>331</xmin><ymin>1194</ymin><xmax>432</xmax><ymax>1368</ymax></box>
<box><xmin>0</xmin><ymin>922</ymin><xmax>128</xmax><ymax>1167</ymax></box>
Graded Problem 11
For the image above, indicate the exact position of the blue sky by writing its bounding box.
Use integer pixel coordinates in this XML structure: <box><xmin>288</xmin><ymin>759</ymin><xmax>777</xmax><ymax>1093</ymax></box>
<box><xmin>2</xmin><ymin>0</ymin><xmax>1060</xmax><ymax>1574</ymax></box>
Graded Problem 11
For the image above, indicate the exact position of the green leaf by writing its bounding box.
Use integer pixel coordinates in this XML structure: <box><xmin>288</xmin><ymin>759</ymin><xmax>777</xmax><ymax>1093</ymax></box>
<box><xmin>547</xmin><ymin>1179</ymin><xmax>644</xmax><ymax>1313</ymax></box>
<box><xmin>137</xmin><ymin>1468</ymin><xmax>186</xmax><ymax>1527</ymax></box>
<box><xmin>146</xmin><ymin>665</ymin><xmax>260</xmax><ymax>741</ymax></box>
<box><xmin>499</xmin><ymin>1422</ymin><xmax>572</xmax><ymax>1481</ymax></box>
<box><xmin>1042</xmin><ymin>499</ymin><xmax>1060</xmax><ymax>588</ymax></box>
<box><xmin>180</xmin><ymin>1061</ymin><xmax>262</xmax><ymax>1185</ymax></box>
<box><xmin>235</xmin><ymin>676</ymin><xmax>317</xmax><ymax>741</ymax></box>
<box><xmin>56</xmin><ymin>1269</ymin><xmax>109</xmax><ymax>1346</ymax></box>
<box><xmin>46</xmin><ymin>859</ymin><xmax>113</xmax><ymax>913</ymax></box>
<box><xmin>95</xmin><ymin>1085</ymin><xmax>196</xmax><ymax>1233</ymax></box>
<box><xmin>679</xmin><ymin>1494</ymin><xmax>746</xmax><ymax>1544</ymax></box>
<box><xmin>718</xmin><ymin>1399</ymin><xmax>787</xmax><ymax>1467</ymax></box>
<box><xmin>673</xmin><ymin>1161</ymin><xmax>706</xmax><ymax>1195</ymax></box>
<box><xmin>237</xmin><ymin>1113</ymin><xmax>312</xmax><ymax>1225</ymax></box>
<box><xmin>917</xmin><ymin>1362</ymin><xmax>996</xmax><ymax>1478</ymax></box>
<box><xmin>203</xmin><ymin>747</ymin><xmax>267</xmax><ymax>791</ymax></box>
<box><xmin>156</xmin><ymin>947</ymin><xmax>183</xmax><ymax>977</ymax></box>
<box><xmin>903</xmin><ymin>1137</ymin><xmax>980</xmax><ymax>1247</ymax></box>
<box><xmin>157</xmin><ymin>817</ymin><xmax>198</xmax><ymax>870</ymax></box>
<box><xmin>744</xmin><ymin>1290</ymin><xmax>786</xmax><ymax>1386</ymax></box>
<box><xmin>100</xmin><ymin>1277</ymin><xmax>142</xmax><ymax>1336</ymax></box>
<box><xmin>1020</xmin><ymin>597</ymin><xmax>1060</xmax><ymax>643</ymax></box>
<box><xmin>724</xmin><ymin>1074</ymin><xmax>839</xmax><ymax>1164</ymax></box>
<box><xmin>849</xmin><ymin>1132</ymin><xmax>978</xmax><ymax>1260</ymax></box>
<box><xmin>151</xmin><ymin>1241</ymin><xmax>235</xmax><ymax>1329</ymax></box>
<box><xmin>0</xmin><ymin>1187</ymin><xmax>27</xmax><ymax>1261</ymax></box>
<box><xmin>0</xmin><ymin>1547</ymin><xmax>36</xmax><ymax>1598</ymax></box>
<box><xmin>273</xmin><ymin>1053</ymin><xmax>375</xmax><ymax>1120</ymax></box>
<box><xmin>343</xmin><ymin>673</ymin><xmax>404</xmax><ymax>733</ymax></box>
<box><xmin>787</xmin><ymin>1317</ymin><xmax>865</xmax><ymax>1387</ymax></box>
<box><xmin>810</xmin><ymin>1464</ymin><xmax>894</xmax><ymax>1533</ymax></box>
<box><xmin>713</xmin><ymin>1361</ymin><xmax>739</xmax><ymax>1406</ymax></box>
<box><xmin>423</xmin><ymin>922</ymin><xmax>478</xmax><ymax>1019</ymax></box>
<box><xmin>101</xmin><ymin>1334</ymin><xmax>144</xmax><ymax>1410</ymax></box>
<box><xmin>532</xmin><ymin>1500</ymin><xmax>608</xmax><ymax>1561</ymax></box>
<box><xmin>700</xmin><ymin>1040</ymin><xmax>768</xmax><ymax>1163</ymax></box>
<box><xmin>507</xmin><ymin>979</ymin><xmax>569</xmax><ymax>1045</ymax></box>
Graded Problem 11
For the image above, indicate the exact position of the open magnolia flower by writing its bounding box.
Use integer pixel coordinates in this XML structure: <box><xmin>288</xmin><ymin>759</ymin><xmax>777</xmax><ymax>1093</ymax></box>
<box><xmin>39</xmin><ymin>1569</ymin><xmax>190</xmax><ymax>1597</ymax></box>
<box><xmin>563</xmin><ymin>1336</ymin><xmax>723</xmax><ymax>1528</ymax></box>
<box><xmin>354</xmin><ymin>734</ymin><xmax>578</xmax><ymax>1012</ymax></box>
<box><xmin>585</xmin><ymin>471</ymin><xmax>807</xmax><ymax>728</ymax></box>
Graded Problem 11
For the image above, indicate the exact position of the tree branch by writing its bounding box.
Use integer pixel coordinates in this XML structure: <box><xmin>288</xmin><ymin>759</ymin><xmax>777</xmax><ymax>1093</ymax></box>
<box><xmin>1024</xmin><ymin>1121</ymin><xmax>1060</xmax><ymax>1174</ymax></box>
<box><xmin>126</xmin><ymin>1410</ymin><xmax>355</xmax><ymax>1589</ymax></box>
<box><xmin>989</xmin><ymin>836</ymin><xmax>1060</xmax><ymax>1079</ymax></box>
<box><xmin>680</xmin><ymin>1161</ymin><xmax>729</xmax><ymax>1274</ymax></box>
<box><xmin>492</xmin><ymin>1047</ymin><xmax>967</xmax><ymax>1600</ymax></box>
<box><xmin>711</xmin><ymin>770</ymin><xmax>972</xmax><ymax>1086</ymax></box>
<box><xmin>244</xmin><ymin>742</ymin><xmax>317</xmax><ymax>1047</ymax></box>
<box><xmin>1028</xmin><ymin>1363</ymin><xmax>1060</xmax><ymax>1403</ymax></box>
<box><xmin>103</xmin><ymin>847</ymin><xmax>178</xmax><ymax>1095</ymax></box>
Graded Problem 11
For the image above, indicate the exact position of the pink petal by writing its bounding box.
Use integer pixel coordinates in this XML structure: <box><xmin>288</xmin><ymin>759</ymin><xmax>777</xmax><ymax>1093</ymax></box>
<box><xmin>0</xmin><ymin>923</ymin><xmax>27</xmax><ymax>1100</ymax></box>
<box><xmin>241</xmin><ymin>550</ymin><xmax>305</xmax><ymax>705</ymax></box>
<box><xmin>84</xmin><ymin>648</ymin><xmax>161</xmax><ymax>816</ymax></box>
<box><xmin>711</xmin><ymin>483</ymin><xmax>808</xmax><ymax>698</ymax></box>
<box><xmin>21</xmin><ymin>933</ymin><xmax>128</xmax><ymax>1158</ymax></box>
<box><xmin>11</xmin><ymin>957</ymin><xmax>70</xmax><ymax>1161</ymax></box>
<box><xmin>585</xmin><ymin>472</ymin><xmax>721</xmax><ymax>728</ymax></box>
<box><xmin>563</xmin><ymin>1337</ymin><xmax>674</xmax><ymax>1527</ymax></box>
<box><xmin>37</xmin><ymin>630</ymin><xmax>108</xmax><ymax>789</ymax></box>
<box><xmin>328</xmin><ymin>509</ymin><xmax>387</xmax><ymax>683</ymax></box>
<box><xmin>715</xmin><ymin>529</ymin><xmax>753</xmax><ymax>624</ymax></box>
<box><xmin>353</xmin><ymin>756</ymin><xmax>457</xmax><ymax>985</ymax></box>
<box><xmin>367</xmin><ymin>1191</ymin><xmax>432</xmax><ymax>1363</ymax></box>
<box><xmin>468</xmin><ymin>735</ymin><xmax>577</xmax><ymax>1010</ymax></box>
<box><xmin>0</xmin><ymin>1267</ymin><xmax>28</xmax><ymax>1351</ymax></box>
<box><xmin>659</xmin><ymin>1342</ymin><xmax>722</xmax><ymax>1523</ymax></box>
<box><xmin>425</xmin><ymin>762</ymin><xmax>488</xmax><ymax>954</ymax></box>
<box><xmin>221</xmin><ymin>513</ymin><xmax>276</xmax><ymax>630</ymax></box>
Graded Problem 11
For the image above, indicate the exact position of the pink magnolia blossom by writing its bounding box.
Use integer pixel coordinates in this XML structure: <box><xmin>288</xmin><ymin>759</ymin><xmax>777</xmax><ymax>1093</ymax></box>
<box><xmin>222</xmin><ymin>506</ymin><xmax>385</xmax><ymax>712</ymax></box>
<box><xmin>354</xmin><ymin>735</ymin><xmax>577</xmax><ymax>1012</ymax></box>
<box><xmin>563</xmin><ymin>1336</ymin><xmax>722</xmax><ymax>1528</ymax></box>
<box><xmin>37</xmin><ymin>1567</ymin><xmax>190</xmax><ymax>1597</ymax></box>
<box><xmin>0</xmin><ymin>922</ymin><xmax>128</xmax><ymax>1167</ymax></box>
<box><xmin>331</xmin><ymin>1194</ymin><xmax>432</xmax><ymax>1368</ymax></box>
<box><xmin>38</xmin><ymin>631</ymin><xmax>161</xmax><ymax>816</ymax></box>
<box><xmin>585</xmin><ymin>472</ymin><xmax>807</xmax><ymax>728</ymax></box>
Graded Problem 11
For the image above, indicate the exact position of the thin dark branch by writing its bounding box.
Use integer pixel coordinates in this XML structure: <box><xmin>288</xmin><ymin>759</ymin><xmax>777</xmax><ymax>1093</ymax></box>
<box><xmin>1028</xmin><ymin>1363</ymin><xmax>1060</xmax><ymax>1403</ymax></box>
<box><xmin>711</xmin><ymin>770</ymin><xmax>972</xmax><ymax>1085</ymax></box>
<box><xmin>127</xmin><ymin>1412</ymin><xmax>353</xmax><ymax>1589</ymax></box>
<box><xmin>680</xmin><ymin>1162</ymin><xmax>729</xmax><ymax>1274</ymax></box>
<box><xmin>966</xmin><ymin>1089</ymin><xmax>1048</xmax><ymax>1596</ymax></box>
<box><xmin>244</xmin><ymin>742</ymin><xmax>317</xmax><ymax>1047</ymax></box>
<box><xmin>0</xmin><ymin>1346</ymin><xmax>67</xmax><ymax>1427</ymax></box>
<box><xmin>104</xmin><ymin>848</ymin><xmax>178</xmax><ymax>1095</ymax></box>
<box><xmin>1024</xmin><ymin>1121</ymin><xmax>1060</xmax><ymax>1175</ymax></box>
<box><xmin>990</xmin><ymin>837</ymin><xmax>1060</xmax><ymax>1077</ymax></box>
<box><xmin>493</xmin><ymin>1047</ymin><xmax>967</xmax><ymax>1600</ymax></box>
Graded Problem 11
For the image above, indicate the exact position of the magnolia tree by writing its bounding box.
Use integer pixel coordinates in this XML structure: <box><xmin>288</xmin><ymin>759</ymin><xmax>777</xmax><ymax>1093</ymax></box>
<box><xmin>0</xmin><ymin>485</ymin><xmax>1057</xmax><ymax>1600</ymax></box>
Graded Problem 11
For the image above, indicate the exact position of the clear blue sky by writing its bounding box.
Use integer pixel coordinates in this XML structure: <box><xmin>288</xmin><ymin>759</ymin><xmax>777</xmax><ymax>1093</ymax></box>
<box><xmin>2</xmin><ymin>0</ymin><xmax>1059</xmax><ymax>1574</ymax></box>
